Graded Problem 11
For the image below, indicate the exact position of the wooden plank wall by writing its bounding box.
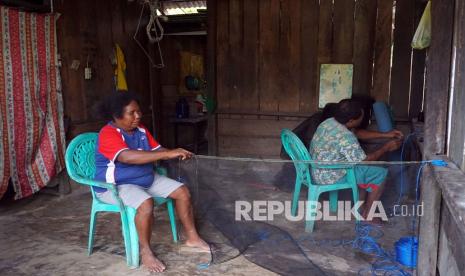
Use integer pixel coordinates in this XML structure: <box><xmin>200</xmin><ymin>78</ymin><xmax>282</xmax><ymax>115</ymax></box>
<box><xmin>214</xmin><ymin>0</ymin><xmax>427</xmax><ymax>157</ymax></box>
<box><xmin>55</xmin><ymin>0</ymin><xmax>155</xmax><ymax>137</ymax></box>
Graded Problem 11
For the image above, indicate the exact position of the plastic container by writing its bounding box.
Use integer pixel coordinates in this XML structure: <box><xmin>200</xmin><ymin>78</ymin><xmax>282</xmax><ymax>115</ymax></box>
<box><xmin>395</xmin><ymin>236</ymin><xmax>418</xmax><ymax>268</ymax></box>
<box><xmin>373</xmin><ymin>101</ymin><xmax>394</xmax><ymax>132</ymax></box>
<box><xmin>176</xmin><ymin>98</ymin><xmax>189</xmax><ymax>118</ymax></box>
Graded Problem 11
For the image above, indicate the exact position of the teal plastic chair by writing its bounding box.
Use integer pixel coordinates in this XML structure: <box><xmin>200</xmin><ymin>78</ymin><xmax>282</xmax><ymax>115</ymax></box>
<box><xmin>281</xmin><ymin>129</ymin><xmax>359</xmax><ymax>232</ymax></box>
<box><xmin>65</xmin><ymin>132</ymin><xmax>178</xmax><ymax>268</ymax></box>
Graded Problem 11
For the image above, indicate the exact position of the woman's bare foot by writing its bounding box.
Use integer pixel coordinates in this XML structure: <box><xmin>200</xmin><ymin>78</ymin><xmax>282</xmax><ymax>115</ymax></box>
<box><xmin>185</xmin><ymin>237</ymin><xmax>210</xmax><ymax>253</ymax></box>
<box><xmin>141</xmin><ymin>247</ymin><xmax>166</xmax><ymax>273</ymax></box>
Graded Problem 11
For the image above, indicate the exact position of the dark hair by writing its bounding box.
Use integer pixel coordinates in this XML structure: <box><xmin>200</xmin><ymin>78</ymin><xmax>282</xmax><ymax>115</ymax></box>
<box><xmin>334</xmin><ymin>98</ymin><xmax>363</xmax><ymax>124</ymax></box>
<box><xmin>351</xmin><ymin>95</ymin><xmax>375</xmax><ymax>129</ymax></box>
<box><xmin>97</xmin><ymin>91</ymin><xmax>140</xmax><ymax>121</ymax></box>
<box><xmin>321</xmin><ymin>103</ymin><xmax>338</xmax><ymax>121</ymax></box>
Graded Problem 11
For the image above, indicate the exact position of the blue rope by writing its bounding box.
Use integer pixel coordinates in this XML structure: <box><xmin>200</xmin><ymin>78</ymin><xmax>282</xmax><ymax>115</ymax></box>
<box><xmin>197</xmin><ymin>263</ymin><xmax>210</xmax><ymax>270</ymax></box>
<box><xmin>299</xmin><ymin>158</ymin><xmax>446</xmax><ymax>275</ymax></box>
<box><xmin>355</xmin><ymin>159</ymin><xmax>446</xmax><ymax>275</ymax></box>
<box><xmin>351</xmin><ymin>223</ymin><xmax>411</xmax><ymax>276</ymax></box>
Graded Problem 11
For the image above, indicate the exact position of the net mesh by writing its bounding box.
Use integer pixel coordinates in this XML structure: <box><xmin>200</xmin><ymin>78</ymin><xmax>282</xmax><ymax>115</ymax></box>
<box><xmin>162</xmin><ymin>155</ymin><xmax>424</xmax><ymax>275</ymax></box>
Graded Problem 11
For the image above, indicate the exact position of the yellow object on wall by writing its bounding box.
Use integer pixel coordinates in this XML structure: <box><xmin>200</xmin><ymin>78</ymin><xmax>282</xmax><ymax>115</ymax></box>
<box><xmin>115</xmin><ymin>44</ymin><xmax>128</xmax><ymax>91</ymax></box>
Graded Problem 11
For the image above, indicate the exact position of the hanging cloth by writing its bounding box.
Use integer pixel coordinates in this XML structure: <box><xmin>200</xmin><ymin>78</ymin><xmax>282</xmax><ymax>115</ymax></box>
<box><xmin>115</xmin><ymin>44</ymin><xmax>128</xmax><ymax>91</ymax></box>
<box><xmin>0</xmin><ymin>7</ymin><xmax>66</xmax><ymax>199</ymax></box>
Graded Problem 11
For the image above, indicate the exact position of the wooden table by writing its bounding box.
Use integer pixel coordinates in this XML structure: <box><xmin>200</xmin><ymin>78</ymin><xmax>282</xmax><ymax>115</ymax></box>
<box><xmin>170</xmin><ymin>115</ymin><xmax>208</xmax><ymax>154</ymax></box>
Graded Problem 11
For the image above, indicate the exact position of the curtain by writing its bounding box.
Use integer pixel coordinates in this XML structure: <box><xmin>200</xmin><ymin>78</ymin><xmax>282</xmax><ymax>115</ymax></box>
<box><xmin>0</xmin><ymin>6</ymin><xmax>65</xmax><ymax>200</ymax></box>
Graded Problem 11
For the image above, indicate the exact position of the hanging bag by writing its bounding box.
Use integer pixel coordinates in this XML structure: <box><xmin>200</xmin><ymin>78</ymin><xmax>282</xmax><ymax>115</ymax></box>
<box><xmin>412</xmin><ymin>1</ymin><xmax>431</xmax><ymax>49</ymax></box>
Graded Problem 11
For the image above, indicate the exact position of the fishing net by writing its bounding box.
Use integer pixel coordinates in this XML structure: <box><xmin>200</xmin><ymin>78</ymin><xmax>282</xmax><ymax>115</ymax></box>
<box><xmin>162</xmin><ymin>148</ymin><xmax>427</xmax><ymax>275</ymax></box>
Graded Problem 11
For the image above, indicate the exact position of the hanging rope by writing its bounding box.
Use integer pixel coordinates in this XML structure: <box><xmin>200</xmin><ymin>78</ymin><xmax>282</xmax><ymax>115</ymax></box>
<box><xmin>146</xmin><ymin>0</ymin><xmax>164</xmax><ymax>43</ymax></box>
<box><xmin>133</xmin><ymin>0</ymin><xmax>165</xmax><ymax>68</ymax></box>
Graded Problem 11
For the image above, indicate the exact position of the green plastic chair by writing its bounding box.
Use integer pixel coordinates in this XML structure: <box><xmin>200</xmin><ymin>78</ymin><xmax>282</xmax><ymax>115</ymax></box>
<box><xmin>65</xmin><ymin>132</ymin><xmax>178</xmax><ymax>268</ymax></box>
<box><xmin>281</xmin><ymin>129</ymin><xmax>359</xmax><ymax>232</ymax></box>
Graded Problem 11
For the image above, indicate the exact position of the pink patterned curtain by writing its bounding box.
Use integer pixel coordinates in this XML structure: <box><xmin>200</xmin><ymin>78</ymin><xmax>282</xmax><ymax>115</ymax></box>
<box><xmin>0</xmin><ymin>6</ymin><xmax>65</xmax><ymax>200</ymax></box>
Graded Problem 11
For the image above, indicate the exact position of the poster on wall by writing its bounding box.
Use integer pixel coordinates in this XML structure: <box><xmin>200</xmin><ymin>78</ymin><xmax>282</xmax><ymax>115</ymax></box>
<box><xmin>318</xmin><ymin>64</ymin><xmax>353</xmax><ymax>108</ymax></box>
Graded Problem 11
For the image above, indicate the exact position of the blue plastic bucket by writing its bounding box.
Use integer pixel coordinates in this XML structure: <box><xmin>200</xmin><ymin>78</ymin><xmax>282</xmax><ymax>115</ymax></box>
<box><xmin>395</xmin><ymin>236</ymin><xmax>418</xmax><ymax>268</ymax></box>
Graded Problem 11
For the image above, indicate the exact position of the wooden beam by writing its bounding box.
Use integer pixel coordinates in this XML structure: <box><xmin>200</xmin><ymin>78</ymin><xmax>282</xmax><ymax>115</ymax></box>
<box><xmin>299</xmin><ymin>0</ymin><xmax>319</xmax><ymax>113</ymax></box>
<box><xmin>448</xmin><ymin>0</ymin><xmax>465</xmax><ymax>168</ymax></box>
<box><xmin>241</xmin><ymin>0</ymin><xmax>259</xmax><ymax>112</ymax></box>
<box><xmin>207</xmin><ymin>0</ymin><xmax>217</xmax><ymax>155</ymax></box>
<box><xmin>423</xmin><ymin>0</ymin><xmax>454</xmax><ymax>157</ymax></box>
<box><xmin>0</xmin><ymin>0</ymin><xmax>50</xmax><ymax>12</ymax></box>
<box><xmin>372</xmin><ymin>0</ymin><xmax>393</xmax><ymax>102</ymax></box>
<box><xmin>216</xmin><ymin>109</ymin><xmax>314</xmax><ymax>118</ymax></box>
<box><xmin>389</xmin><ymin>0</ymin><xmax>415</xmax><ymax>118</ymax></box>
<box><xmin>277</xmin><ymin>0</ymin><xmax>301</xmax><ymax>113</ymax></box>
<box><xmin>258</xmin><ymin>0</ymin><xmax>280</xmax><ymax>112</ymax></box>
<box><xmin>216</xmin><ymin>0</ymin><xmax>230</xmax><ymax>112</ymax></box>
<box><xmin>318</xmin><ymin>0</ymin><xmax>333</xmax><ymax>64</ymax></box>
<box><xmin>353</xmin><ymin>0</ymin><xmax>377</xmax><ymax>96</ymax></box>
<box><xmin>332</xmin><ymin>0</ymin><xmax>355</xmax><ymax>64</ymax></box>
<box><xmin>418</xmin><ymin>0</ymin><xmax>455</xmax><ymax>275</ymax></box>
<box><xmin>227</xmin><ymin>0</ymin><xmax>243</xmax><ymax>112</ymax></box>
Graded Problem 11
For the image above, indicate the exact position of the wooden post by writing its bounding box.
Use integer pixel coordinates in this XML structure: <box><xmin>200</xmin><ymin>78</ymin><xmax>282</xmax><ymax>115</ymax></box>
<box><xmin>418</xmin><ymin>0</ymin><xmax>454</xmax><ymax>275</ymax></box>
<box><xmin>371</xmin><ymin>0</ymin><xmax>394</xmax><ymax>102</ymax></box>
<box><xmin>207</xmin><ymin>0</ymin><xmax>217</xmax><ymax>155</ymax></box>
<box><xmin>448</xmin><ymin>0</ymin><xmax>465</xmax><ymax>168</ymax></box>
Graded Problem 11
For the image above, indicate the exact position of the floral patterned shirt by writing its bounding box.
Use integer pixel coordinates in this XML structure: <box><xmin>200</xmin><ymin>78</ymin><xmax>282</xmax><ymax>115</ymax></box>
<box><xmin>309</xmin><ymin>118</ymin><xmax>366</xmax><ymax>184</ymax></box>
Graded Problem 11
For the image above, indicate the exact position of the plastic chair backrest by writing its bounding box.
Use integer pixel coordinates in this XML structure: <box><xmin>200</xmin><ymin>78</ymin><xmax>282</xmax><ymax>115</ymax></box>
<box><xmin>65</xmin><ymin>132</ymin><xmax>99</xmax><ymax>198</ymax></box>
<box><xmin>281</xmin><ymin>129</ymin><xmax>313</xmax><ymax>186</ymax></box>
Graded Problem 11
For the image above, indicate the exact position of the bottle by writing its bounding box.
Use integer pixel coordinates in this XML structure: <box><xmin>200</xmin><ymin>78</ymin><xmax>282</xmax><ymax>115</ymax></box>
<box><xmin>176</xmin><ymin>98</ymin><xmax>189</xmax><ymax>118</ymax></box>
<box><xmin>195</xmin><ymin>94</ymin><xmax>207</xmax><ymax>114</ymax></box>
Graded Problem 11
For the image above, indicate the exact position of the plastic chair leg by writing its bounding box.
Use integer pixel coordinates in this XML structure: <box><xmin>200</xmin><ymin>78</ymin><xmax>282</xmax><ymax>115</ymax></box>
<box><xmin>167</xmin><ymin>200</ymin><xmax>178</xmax><ymax>243</ymax></box>
<box><xmin>329</xmin><ymin>190</ymin><xmax>338</xmax><ymax>213</ymax></box>
<box><xmin>291</xmin><ymin>178</ymin><xmax>303</xmax><ymax>217</ymax></box>
<box><xmin>126</xmin><ymin>207</ymin><xmax>139</xmax><ymax>268</ymax></box>
<box><xmin>120</xmin><ymin>209</ymin><xmax>135</xmax><ymax>267</ymax></box>
<box><xmin>87</xmin><ymin>208</ymin><xmax>97</xmax><ymax>256</ymax></box>
<box><xmin>305</xmin><ymin>188</ymin><xmax>320</xmax><ymax>233</ymax></box>
<box><xmin>351</xmin><ymin>187</ymin><xmax>361</xmax><ymax>222</ymax></box>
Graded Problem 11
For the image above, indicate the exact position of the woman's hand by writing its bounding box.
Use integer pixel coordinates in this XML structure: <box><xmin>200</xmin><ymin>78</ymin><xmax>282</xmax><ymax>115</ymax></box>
<box><xmin>386</xmin><ymin>129</ymin><xmax>404</xmax><ymax>139</ymax></box>
<box><xmin>383</xmin><ymin>139</ymin><xmax>403</xmax><ymax>152</ymax></box>
<box><xmin>166</xmin><ymin>148</ymin><xmax>193</xmax><ymax>160</ymax></box>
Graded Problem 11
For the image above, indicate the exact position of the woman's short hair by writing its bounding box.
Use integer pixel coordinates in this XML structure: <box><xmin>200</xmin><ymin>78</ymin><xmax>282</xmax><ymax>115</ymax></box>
<box><xmin>351</xmin><ymin>95</ymin><xmax>375</xmax><ymax>129</ymax></box>
<box><xmin>321</xmin><ymin>103</ymin><xmax>338</xmax><ymax>121</ymax></box>
<box><xmin>334</xmin><ymin>99</ymin><xmax>363</xmax><ymax>124</ymax></box>
<box><xmin>97</xmin><ymin>91</ymin><xmax>140</xmax><ymax>120</ymax></box>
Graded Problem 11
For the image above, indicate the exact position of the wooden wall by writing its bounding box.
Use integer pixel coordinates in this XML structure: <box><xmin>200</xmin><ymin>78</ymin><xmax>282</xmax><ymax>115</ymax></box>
<box><xmin>55</xmin><ymin>0</ymin><xmax>155</xmax><ymax>137</ymax></box>
<box><xmin>213</xmin><ymin>0</ymin><xmax>427</xmax><ymax>157</ymax></box>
